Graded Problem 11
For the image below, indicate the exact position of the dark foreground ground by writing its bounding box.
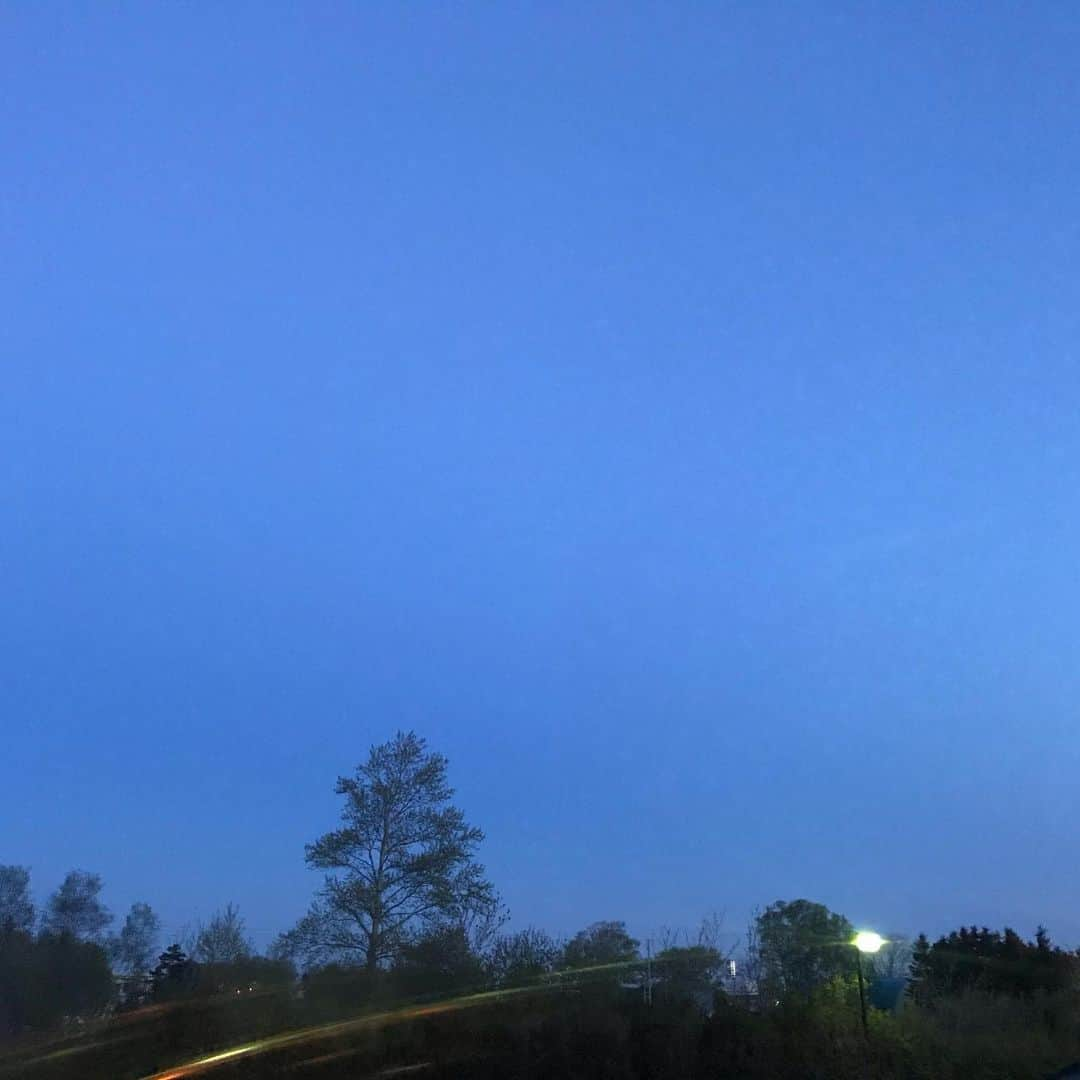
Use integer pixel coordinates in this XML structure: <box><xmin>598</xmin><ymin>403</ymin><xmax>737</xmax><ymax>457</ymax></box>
<box><xmin>4</xmin><ymin>982</ymin><xmax>1080</xmax><ymax>1080</ymax></box>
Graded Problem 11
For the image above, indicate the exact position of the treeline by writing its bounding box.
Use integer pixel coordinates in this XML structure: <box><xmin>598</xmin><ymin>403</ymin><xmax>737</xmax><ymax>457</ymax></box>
<box><xmin>5</xmin><ymin>732</ymin><xmax>1080</xmax><ymax>1078</ymax></box>
<box><xmin>6</xmin><ymin>887</ymin><xmax>1080</xmax><ymax>1078</ymax></box>
<box><xmin>0</xmin><ymin>869</ymin><xmax>291</xmax><ymax>1036</ymax></box>
<box><xmin>0</xmin><ymin>863</ymin><xmax>710</xmax><ymax>1039</ymax></box>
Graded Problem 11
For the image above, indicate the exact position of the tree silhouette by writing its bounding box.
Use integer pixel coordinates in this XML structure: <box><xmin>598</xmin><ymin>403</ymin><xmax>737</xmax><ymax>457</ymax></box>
<box><xmin>192</xmin><ymin>903</ymin><xmax>252</xmax><ymax>964</ymax></box>
<box><xmin>111</xmin><ymin>902</ymin><xmax>160</xmax><ymax>975</ymax></box>
<box><xmin>754</xmin><ymin>899</ymin><xmax>853</xmax><ymax>1004</ymax></box>
<box><xmin>0</xmin><ymin>866</ymin><xmax>34</xmax><ymax>935</ymax></box>
<box><xmin>562</xmin><ymin>921</ymin><xmax>639</xmax><ymax>970</ymax></box>
<box><xmin>280</xmin><ymin>732</ymin><xmax>500</xmax><ymax>971</ymax></box>
<box><xmin>40</xmin><ymin>870</ymin><xmax>112</xmax><ymax>942</ymax></box>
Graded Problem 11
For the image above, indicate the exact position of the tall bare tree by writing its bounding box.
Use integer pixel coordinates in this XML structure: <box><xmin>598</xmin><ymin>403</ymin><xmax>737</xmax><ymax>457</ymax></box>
<box><xmin>192</xmin><ymin>903</ymin><xmax>252</xmax><ymax>964</ymax></box>
<box><xmin>487</xmin><ymin>927</ymin><xmax>560</xmax><ymax>987</ymax></box>
<box><xmin>867</xmin><ymin>935</ymin><xmax>913</xmax><ymax>981</ymax></box>
<box><xmin>279</xmin><ymin>731</ymin><xmax>500</xmax><ymax>971</ymax></box>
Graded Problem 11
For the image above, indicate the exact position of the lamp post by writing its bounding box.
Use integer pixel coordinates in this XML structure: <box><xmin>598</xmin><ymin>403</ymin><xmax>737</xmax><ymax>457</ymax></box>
<box><xmin>852</xmin><ymin>931</ymin><xmax>884</xmax><ymax>1038</ymax></box>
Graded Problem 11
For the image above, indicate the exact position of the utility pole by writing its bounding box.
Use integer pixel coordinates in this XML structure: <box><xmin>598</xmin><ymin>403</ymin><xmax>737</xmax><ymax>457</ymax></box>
<box><xmin>855</xmin><ymin>947</ymin><xmax>869</xmax><ymax>1039</ymax></box>
<box><xmin>644</xmin><ymin>938</ymin><xmax>653</xmax><ymax>1006</ymax></box>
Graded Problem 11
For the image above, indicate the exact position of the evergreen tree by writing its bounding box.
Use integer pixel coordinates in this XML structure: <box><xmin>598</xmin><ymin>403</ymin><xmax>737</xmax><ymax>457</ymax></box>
<box><xmin>151</xmin><ymin>944</ymin><xmax>198</xmax><ymax>1001</ymax></box>
<box><xmin>907</xmin><ymin>932</ymin><xmax>932</xmax><ymax>1003</ymax></box>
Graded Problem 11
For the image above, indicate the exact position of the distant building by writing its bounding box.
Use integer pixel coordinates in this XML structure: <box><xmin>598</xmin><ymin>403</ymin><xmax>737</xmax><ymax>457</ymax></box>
<box><xmin>717</xmin><ymin>957</ymin><xmax>759</xmax><ymax>1009</ymax></box>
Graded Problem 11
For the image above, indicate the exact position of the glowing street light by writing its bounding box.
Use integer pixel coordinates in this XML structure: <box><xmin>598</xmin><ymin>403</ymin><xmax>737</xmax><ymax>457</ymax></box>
<box><xmin>854</xmin><ymin>931</ymin><xmax>884</xmax><ymax>955</ymax></box>
<box><xmin>852</xmin><ymin>930</ymin><xmax>885</xmax><ymax>1037</ymax></box>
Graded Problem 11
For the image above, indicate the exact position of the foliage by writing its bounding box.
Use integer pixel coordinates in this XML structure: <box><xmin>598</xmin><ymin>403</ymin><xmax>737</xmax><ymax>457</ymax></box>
<box><xmin>908</xmin><ymin>924</ymin><xmax>1076</xmax><ymax>1003</ymax></box>
<box><xmin>0</xmin><ymin>929</ymin><xmax>113</xmax><ymax>1037</ymax></box>
<box><xmin>13</xmin><ymin>972</ymin><xmax>1080</xmax><ymax>1080</ymax></box>
<box><xmin>11</xmin><ymin>740</ymin><xmax>1080</xmax><ymax>1077</ymax></box>
<box><xmin>390</xmin><ymin>923</ymin><xmax>485</xmax><ymax>997</ymax></box>
<box><xmin>152</xmin><ymin>943</ymin><xmax>199</xmax><ymax>1002</ymax></box>
<box><xmin>110</xmin><ymin>901</ymin><xmax>160</xmax><ymax>975</ymax></box>
<box><xmin>191</xmin><ymin>902</ymin><xmax>252</xmax><ymax>964</ymax></box>
<box><xmin>299</xmin><ymin>962</ymin><xmax>382</xmax><ymax>1012</ymax></box>
<box><xmin>562</xmin><ymin>920</ymin><xmax>640</xmax><ymax>971</ymax></box>
<box><xmin>40</xmin><ymin>870</ymin><xmax>112</xmax><ymax>943</ymax></box>
<box><xmin>284</xmin><ymin>731</ymin><xmax>500</xmax><ymax>971</ymax></box>
<box><xmin>487</xmin><ymin>926</ymin><xmax>560</xmax><ymax>986</ymax></box>
<box><xmin>194</xmin><ymin>954</ymin><xmax>295</xmax><ymax>997</ymax></box>
<box><xmin>0</xmin><ymin>865</ymin><xmax>34</xmax><ymax>935</ymax></box>
<box><xmin>654</xmin><ymin>945</ymin><xmax>725</xmax><ymax>1006</ymax></box>
<box><xmin>754</xmin><ymin>898</ymin><xmax>854</xmax><ymax>1004</ymax></box>
<box><xmin>155</xmin><ymin>947</ymin><xmax>295</xmax><ymax>1006</ymax></box>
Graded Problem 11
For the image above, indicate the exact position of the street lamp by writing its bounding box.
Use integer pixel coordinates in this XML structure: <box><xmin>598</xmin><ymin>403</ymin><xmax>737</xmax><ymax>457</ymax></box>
<box><xmin>852</xmin><ymin>931</ymin><xmax>884</xmax><ymax>1038</ymax></box>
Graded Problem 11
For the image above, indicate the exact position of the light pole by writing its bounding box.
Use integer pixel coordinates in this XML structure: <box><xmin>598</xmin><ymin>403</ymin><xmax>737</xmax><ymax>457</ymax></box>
<box><xmin>852</xmin><ymin>931</ymin><xmax>884</xmax><ymax>1039</ymax></box>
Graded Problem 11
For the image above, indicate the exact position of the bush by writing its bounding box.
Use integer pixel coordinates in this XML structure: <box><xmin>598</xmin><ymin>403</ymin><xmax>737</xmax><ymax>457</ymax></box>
<box><xmin>0</xmin><ymin>929</ymin><xmax>113</xmax><ymax>1038</ymax></box>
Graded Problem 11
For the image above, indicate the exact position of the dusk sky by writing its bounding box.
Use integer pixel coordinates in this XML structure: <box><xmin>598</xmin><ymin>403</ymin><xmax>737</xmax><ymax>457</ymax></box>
<box><xmin>4</xmin><ymin>5</ymin><xmax>1080</xmax><ymax>954</ymax></box>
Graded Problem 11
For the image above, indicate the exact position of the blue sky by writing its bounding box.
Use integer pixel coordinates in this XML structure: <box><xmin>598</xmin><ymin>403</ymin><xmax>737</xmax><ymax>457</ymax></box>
<box><xmin>3</xmin><ymin>3</ymin><xmax>1080</xmax><ymax>953</ymax></box>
